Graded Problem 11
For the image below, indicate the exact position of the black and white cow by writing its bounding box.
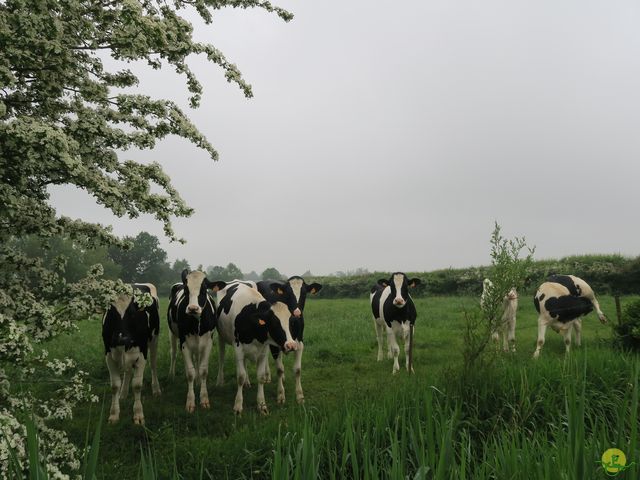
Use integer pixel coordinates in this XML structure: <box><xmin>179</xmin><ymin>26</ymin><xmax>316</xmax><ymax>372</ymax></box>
<box><xmin>215</xmin><ymin>283</ymin><xmax>297</xmax><ymax>415</ymax></box>
<box><xmin>102</xmin><ymin>283</ymin><xmax>161</xmax><ymax>425</ymax></box>
<box><xmin>370</xmin><ymin>272</ymin><xmax>421</xmax><ymax>374</ymax></box>
<box><xmin>167</xmin><ymin>269</ymin><xmax>226</xmax><ymax>412</ymax></box>
<box><xmin>256</xmin><ymin>276</ymin><xmax>322</xmax><ymax>404</ymax></box>
<box><xmin>533</xmin><ymin>274</ymin><xmax>607</xmax><ymax>358</ymax></box>
<box><xmin>481</xmin><ymin>278</ymin><xmax>519</xmax><ymax>352</ymax></box>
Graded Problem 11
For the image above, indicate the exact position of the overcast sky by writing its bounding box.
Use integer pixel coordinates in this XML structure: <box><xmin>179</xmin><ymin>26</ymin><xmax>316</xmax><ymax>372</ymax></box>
<box><xmin>50</xmin><ymin>0</ymin><xmax>640</xmax><ymax>276</ymax></box>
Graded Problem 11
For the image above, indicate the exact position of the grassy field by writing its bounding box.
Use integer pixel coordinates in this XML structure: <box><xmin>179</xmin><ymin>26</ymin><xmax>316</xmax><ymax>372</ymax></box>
<box><xmin>41</xmin><ymin>295</ymin><xmax>639</xmax><ymax>479</ymax></box>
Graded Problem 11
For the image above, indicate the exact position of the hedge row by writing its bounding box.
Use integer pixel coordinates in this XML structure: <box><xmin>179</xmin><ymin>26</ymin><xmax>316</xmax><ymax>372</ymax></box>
<box><xmin>310</xmin><ymin>254</ymin><xmax>640</xmax><ymax>299</ymax></box>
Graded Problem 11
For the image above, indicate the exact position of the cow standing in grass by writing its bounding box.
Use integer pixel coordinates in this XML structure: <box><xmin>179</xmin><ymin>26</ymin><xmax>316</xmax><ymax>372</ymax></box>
<box><xmin>370</xmin><ymin>273</ymin><xmax>421</xmax><ymax>374</ymax></box>
<box><xmin>102</xmin><ymin>283</ymin><xmax>161</xmax><ymax>425</ymax></box>
<box><xmin>256</xmin><ymin>276</ymin><xmax>322</xmax><ymax>404</ymax></box>
<box><xmin>481</xmin><ymin>278</ymin><xmax>519</xmax><ymax>352</ymax></box>
<box><xmin>215</xmin><ymin>283</ymin><xmax>297</xmax><ymax>415</ymax></box>
<box><xmin>167</xmin><ymin>269</ymin><xmax>226</xmax><ymax>412</ymax></box>
<box><xmin>533</xmin><ymin>274</ymin><xmax>607</xmax><ymax>358</ymax></box>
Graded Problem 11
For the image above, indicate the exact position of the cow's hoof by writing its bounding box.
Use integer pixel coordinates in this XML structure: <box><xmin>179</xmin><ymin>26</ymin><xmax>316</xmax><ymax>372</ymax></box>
<box><xmin>265</xmin><ymin>376</ymin><xmax>272</xmax><ymax>384</ymax></box>
<box><xmin>153</xmin><ymin>388</ymin><xmax>162</xmax><ymax>397</ymax></box>
<box><xmin>532</xmin><ymin>352</ymin><xmax>540</xmax><ymax>360</ymax></box>
<box><xmin>243</xmin><ymin>379</ymin><xmax>252</xmax><ymax>388</ymax></box>
<box><xmin>200</xmin><ymin>399</ymin><xmax>210</xmax><ymax>409</ymax></box>
<box><xmin>133</xmin><ymin>415</ymin><xmax>145</xmax><ymax>426</ymax></box>
<box><xmin>257</xmin><ymin>403</ymin><xmax>269</xmax><ymax>415</ymax></box>
<box><xmin>296</xmin><ymin>396</ymin><xmax>305</xmax><ymax>405</ymax></box>
<box><xmin>108</xmin><ymin>415</ymin><xmax>119</xmax><ymax>424</ymax></box>
<box><xmin>186</xmin><ymin>402</ymin><xmax>196</xmax><ymax>413</ymax></box>
<box><xmin>233</xmin><ymin>406</ymin><xmax>243</xmax><ymax>416</ymax></box>
<box><xmin>215</xmin><ymin>379</ymin><xmax>224</xmax><ymax>387</ymax></box>
<box><xmin>277</xmin><ymin>394</ymin><xmax>286</xmax><ymax>405</ymax></box>
<box><xmin>387</xmin><ymin>352</ymin><xmax>393</xmax><ymax>359</ymax></box>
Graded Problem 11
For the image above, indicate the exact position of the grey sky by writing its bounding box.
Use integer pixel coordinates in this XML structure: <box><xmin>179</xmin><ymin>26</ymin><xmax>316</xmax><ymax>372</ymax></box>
<box><xmin>50</xmin><ymin>0</ymin><xmax>640</xmax><ymax>276</ymax></box>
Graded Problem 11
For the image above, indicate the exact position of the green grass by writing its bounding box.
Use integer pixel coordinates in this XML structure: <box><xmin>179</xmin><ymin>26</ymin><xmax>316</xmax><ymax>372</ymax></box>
<box><xmin>36</xmin><ymin>295</ymin><xmax>640</xmax><ymax>478</ymax></box>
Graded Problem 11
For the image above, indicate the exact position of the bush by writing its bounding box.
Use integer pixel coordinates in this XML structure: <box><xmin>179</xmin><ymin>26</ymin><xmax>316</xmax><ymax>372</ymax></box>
<box><xmin>614</xmin><ymin>299</ymin><xmax>640</xmax><ymax>352</ymax></box>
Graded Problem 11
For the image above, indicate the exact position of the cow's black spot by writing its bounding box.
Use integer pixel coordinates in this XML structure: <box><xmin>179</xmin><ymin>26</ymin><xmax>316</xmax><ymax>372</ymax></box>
<box><xmin>547</xmin><ymin>275</ymin><xmax>580</xmax><ymax>296</ymax></box>
<box><xmin>544</xmin><ymin>295</ymin><xmax>593</xmax><ymax>322</ymax></box>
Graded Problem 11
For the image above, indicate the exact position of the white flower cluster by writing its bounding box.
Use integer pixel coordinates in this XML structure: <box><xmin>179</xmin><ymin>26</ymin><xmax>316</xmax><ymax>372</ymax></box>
<box><xmin>0</xmin><ymin>253</ymin><xmax>125</xmax><ymax>477</ymax></box>
<box><xmin>0</xmin><ymin>410</ymin><xmax>26</xmax><ymax>480</ymax></box>
<box><xmin>133</xmin><ymin>290</ymin><xmax>153</xmax><ymax>309</ymax></box>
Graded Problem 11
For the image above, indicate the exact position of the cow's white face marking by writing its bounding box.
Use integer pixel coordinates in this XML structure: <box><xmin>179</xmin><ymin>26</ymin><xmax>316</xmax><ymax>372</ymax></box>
<box><xmin>393</xmin><ymin>273</ymin><xmax>405</xmax><ymax>307</ymax></box>
<box><xmin>288</xmin><ymin>278</ymin><xmax>303</xmax><ymax>317</ymax></box>
<box><xmin>186</xmin><ymin>271</ymin><xmax>207</xmax><ymax>316</ymax></box>
<box><xmin>272</xmin><ymin>302</ymin><xmax>297</xmax><ymax>351</ymax></box>
<box><xmin>112</xmin><ymin>294</ymin><xmax>131</xmax><ymax>320</ymax></box>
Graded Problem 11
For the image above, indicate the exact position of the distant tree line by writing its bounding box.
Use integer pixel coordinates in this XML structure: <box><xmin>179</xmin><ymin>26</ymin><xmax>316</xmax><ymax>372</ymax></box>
<box><xmin>12</xmin><ymin>234</ymin><xmax>640</xmax><ymax>298</ymax></box>
<box><xmin>13</xmin><ymin>232</ymin><xmax>293</xmax><ymax>296</ymax></box>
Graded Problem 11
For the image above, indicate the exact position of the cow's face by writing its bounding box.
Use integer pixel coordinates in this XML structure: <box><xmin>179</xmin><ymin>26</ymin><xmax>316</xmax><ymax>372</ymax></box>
<box><xmin>270</xmin><ymin>276</ymin><xmax>322</xmax><ymax>318</ymax></box>
<box><xmin>181</xmin><ymin>269</ymin><xmax>226</xmax><ymax>318</ymax></box>
<box><xmin>111</xmin><ymin>293</ymin><xmax>134</xmax><ymax>320</ymax></box>
<box><xmin>379</xmin><ymin>273</ymin><xmax>421</xmax><ymax>308</ymax></box>
<box><xmin>254</xmin><ymin>300</ymin><xmax>297</xmax><ymax>352</ymax></box>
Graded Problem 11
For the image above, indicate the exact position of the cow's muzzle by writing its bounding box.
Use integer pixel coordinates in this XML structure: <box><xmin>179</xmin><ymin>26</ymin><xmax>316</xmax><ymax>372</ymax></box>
<box><xmin>293</xmin><ymin>308</ymin><xmax>302</xmax><ymax>318</ymax></box>
<box><xmin>186</xmin><ymin>304</ymin><xmax>202</xmax><ymax>316</ymax></box>
<box><xmin>393</xmin><ymin>297</ymin><xmax>406</xmax><ymax>307</ymax></box>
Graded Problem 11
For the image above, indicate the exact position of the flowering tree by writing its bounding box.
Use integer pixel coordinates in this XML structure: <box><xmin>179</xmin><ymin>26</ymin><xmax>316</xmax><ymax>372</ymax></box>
<box><xmin>0</xmin><ymin>0</ymin><xmax>292</xmax><ymax>477</ymax></box>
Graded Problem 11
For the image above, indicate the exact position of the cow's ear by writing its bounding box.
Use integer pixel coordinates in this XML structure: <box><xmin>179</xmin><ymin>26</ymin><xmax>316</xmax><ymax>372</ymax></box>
<box><xmin>408</xmin><ymin>278</ymin><xmax>421</xmax><ymax>288</ymax></box>
<box><xmin>270</xmin><ymin>282</ymin><xmax>286</xmax><ymax>296</ymax></box>
<box><xmin>181</xmin><ymin>269</ymin><xmax>189</xmax><ymax>283</ymax></box>
<box><xmin>306</xmin><ymin>282</ymin><xmax>322</xmax><ymax>295</ymax></box>
<box><xmin>377</xmin><ymin>279</ymin><xmax>388</xmax><ymax>287</ymax></box>
<box><xmin>205</xmin><ymin>279</ymin><xmax>226</xmax><ymax>292</ymax></box>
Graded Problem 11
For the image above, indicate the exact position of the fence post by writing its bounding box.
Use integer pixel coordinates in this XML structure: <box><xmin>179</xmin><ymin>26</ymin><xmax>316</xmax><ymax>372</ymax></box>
<box><xmin>615</xmin><ymin>295</ymin><xmax>622</xmax><ymax>325</ymax></box>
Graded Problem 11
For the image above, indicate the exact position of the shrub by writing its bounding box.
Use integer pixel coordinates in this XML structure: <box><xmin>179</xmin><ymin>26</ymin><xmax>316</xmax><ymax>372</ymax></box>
<box><xmin>614</xmin><ymin>299</ymin><xmax>640</xmax><ymax>352</ymax></box>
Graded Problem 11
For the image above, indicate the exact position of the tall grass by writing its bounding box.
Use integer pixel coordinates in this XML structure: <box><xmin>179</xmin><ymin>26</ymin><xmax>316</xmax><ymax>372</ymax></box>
<box><xmin>267</xmin><ymin>354</ymin><xmax>640</xmax><ymax>479</ymax></box>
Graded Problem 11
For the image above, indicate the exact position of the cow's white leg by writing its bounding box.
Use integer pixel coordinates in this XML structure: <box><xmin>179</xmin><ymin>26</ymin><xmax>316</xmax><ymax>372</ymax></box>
<box><xmin>274</xmin><ymin>352</ymin><xmax>286</xmax><ymax>405</ymax></box>
<box><xmin>387</xmin><ymin>324</ymin><xmax>401</xmax><ymax>374</ymax></box>
<box><xmin>293</xmin><ymin>341</ymin><xmax>305</xmax><ymax>403</ymax></box>
<box><xmin>265</xmin><ymin>357</ymin><xmax>272</xmax><ymax>383</ymax></box>
<box><xmin>374</xmin><ymin>319</ymin><xmax>385</xmax><ymax>361</ymax></box>
<box><xmin>256</xmin><ymin>349</ymin><xmax>269</xmax><ymax>415</ymax></box>
<box><xmin>126</xmin><ymin>349</ymin><xmax>146</xmax><ymax>425</ymax></box>
<box><xmin>182</xmin><ymin>336</ymin><xmax>198</xmax><ymax>413</ymax></box>
<box><xmin>169</xmin><ymin>333</ymin><xmax>178</xmax><ymax>379</ymax></box>
<box><xmin>506</xmin><ymin>317</ymin><xmax>516</xmax><ymax>353</ymax></box>
<box><xmin>198</xmin><ymin>334</ymin><xmax>212</xmax><ymax>409</ymax></box>
<box><xmin>562</xmin><ymin>325</ymin><xmax>573</xmax><ymax>354</ymax></box>
<box><xmin>233</xmin><ymin>345</ymin><xmax>247</xmax><ymax>415</ymax></box>
<box><xmin>402</xmin><ymin>323</ymin><xmax>413</xmax><ymax>373</ymax></box>
<box><xmin>216</xmin><ymin>334</ymin><xmax>225</xmax><ymax>387</ymax></box>
<box><xmin>120</xmin><ymin>367</ymin><xmax>131</xmax><ymax>400</ymax></box>
<box><xmin>106</xmin><ymin>352</ymin><xmax>122</xmax><ymax>424</ymax></box>
<box><xmin>150</xmin><ymin>333</ymin><xmax>161</xmax><ymax>396</ymax></box>
<box><xmin>574</xmin><ymin>318</ymin><xmax>582</xmax><ymax>347</ymax></box>
<box><xmin>533</xmin><ymin>317</ymin><xmax>547</xmax><ymax>359</ymax></box>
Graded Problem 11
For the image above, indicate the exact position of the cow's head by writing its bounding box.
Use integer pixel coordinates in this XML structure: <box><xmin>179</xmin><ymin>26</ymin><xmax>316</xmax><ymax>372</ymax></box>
<box><xmin>181</xmin><ymin>269</ymin><xmax>226</xmax><ymax>318</ymax></box>
<box><xmin>379</xmin><ymin>272</ymin><xmax>421</xmax><ymax>308</ymax></box>
<box><xmin>269</xmin><ymin>276</ymin><xmax>322</xmax><ymax>318</ymax></box>
<box><xmin>248</xmin><ymin>299</ymin><xmax>297</xmax><ymax>353</ymax></box>
<box><xmin>108</xmin><ymin>293</ymin><xmax>138</xmax><ymax>347</ymax></box>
